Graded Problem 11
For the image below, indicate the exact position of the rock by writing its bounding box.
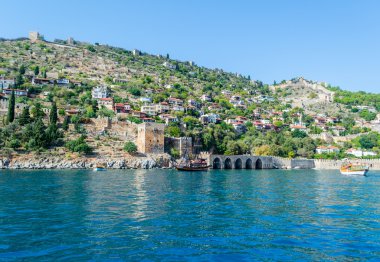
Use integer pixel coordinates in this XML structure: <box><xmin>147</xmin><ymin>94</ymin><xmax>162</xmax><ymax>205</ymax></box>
<box><xmin>0</xmin><ymin>154</ymin><xmax>172</xmax><ymax>170</ymax></box>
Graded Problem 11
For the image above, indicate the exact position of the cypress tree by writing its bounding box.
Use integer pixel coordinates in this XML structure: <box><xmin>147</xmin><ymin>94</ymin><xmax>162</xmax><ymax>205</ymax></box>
<box><xmin>33</xmin><ymin>66</ymin><xmax>39</xmax><ymax>76</ymax></box>
<box><xmin>50</xmin><ymin>102</ymin><xmax>58</xmax><ymax>125</ymax></box>
<box><xmin>62</xmin><ymin>116</ymin><xmax>69</xmax><ymax>131</ymax></box>
<box><xmin>6</xmin><ymin>90</ymin><xmax>15</xmax><ymax>124</ymax></box>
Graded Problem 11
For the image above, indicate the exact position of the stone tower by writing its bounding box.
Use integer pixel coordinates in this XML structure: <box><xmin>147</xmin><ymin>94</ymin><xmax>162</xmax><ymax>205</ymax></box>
<box><xmin>67</xmin><ymin>37</ymin><xmax>74</xmax><ymax>45</ymax></box>
<box><xmin>29</xmin><ymin>32</ymin><xmax>40</xmax><ymax>43</ymax></box>
<box><xmin>137</xmin><ymin>123</ymin><xmax>165</xmax><ymax>154</ymax></box>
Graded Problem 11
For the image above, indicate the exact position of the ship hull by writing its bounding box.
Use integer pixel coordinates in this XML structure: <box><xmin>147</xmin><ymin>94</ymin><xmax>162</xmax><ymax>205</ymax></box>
<box><xmin>340</xmin><ymin>169</ymin><xmax>368</xmax><ymax>176</ymax></box>
<box><xmin>176</xmin><ymin>166</ymin><xmax>210</xmax><ymax>171</ymax></box>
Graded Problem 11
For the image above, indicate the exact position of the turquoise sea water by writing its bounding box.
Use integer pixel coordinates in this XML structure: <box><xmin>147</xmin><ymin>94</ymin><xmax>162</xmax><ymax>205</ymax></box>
<box><xmin>0</xmin><ymin>169</ymin><xmax>380</xmax><ymax>261</ymax></box>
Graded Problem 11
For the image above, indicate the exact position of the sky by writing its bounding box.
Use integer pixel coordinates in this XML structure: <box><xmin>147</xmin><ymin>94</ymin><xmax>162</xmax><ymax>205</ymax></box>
<box><xmin>1</xmin><ymin>0</ymin><xmax>379</xmax><ymax>92</ymax></box>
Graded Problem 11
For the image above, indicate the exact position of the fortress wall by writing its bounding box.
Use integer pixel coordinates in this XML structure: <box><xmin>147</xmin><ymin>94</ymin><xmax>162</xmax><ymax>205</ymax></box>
<box><xmin>272</xmin><ymin>157</ymin><xmax>291</xmax><ymax>168</ymax></box>
<box><xmin>273</xmin><ymin>157</ymin><xmax>380</xmax><ymax>170</ymax></box>
<box><xmin>291</xmin><ymin>159</ymin><xmax>316</xmax><ymax>169</ymax></box>
<box><xmin>314</xmin><ymin>159</ymin><xmax>380</xmax><ymax>170</ymax></box>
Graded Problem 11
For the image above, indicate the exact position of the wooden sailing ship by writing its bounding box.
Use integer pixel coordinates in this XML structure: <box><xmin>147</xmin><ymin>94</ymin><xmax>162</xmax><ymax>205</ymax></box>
<box><xmin>176</xmin><ymin>137</ymin><xmax>210</xmax><ymax>171</ymax></box>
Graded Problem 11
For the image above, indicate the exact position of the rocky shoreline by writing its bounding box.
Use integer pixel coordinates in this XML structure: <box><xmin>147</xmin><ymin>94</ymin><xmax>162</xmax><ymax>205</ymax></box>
<box><xmin>0</xmin><ymin>153</ymin><xmax>174</xmax><ymax>169</ymax></box>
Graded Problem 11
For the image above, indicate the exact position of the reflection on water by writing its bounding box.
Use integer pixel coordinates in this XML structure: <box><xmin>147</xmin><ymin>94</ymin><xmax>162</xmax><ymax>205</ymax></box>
<box><xmin>0</xmin><ymin>169</ymin><xmax>380</xmax><ymax>260</ymax></box>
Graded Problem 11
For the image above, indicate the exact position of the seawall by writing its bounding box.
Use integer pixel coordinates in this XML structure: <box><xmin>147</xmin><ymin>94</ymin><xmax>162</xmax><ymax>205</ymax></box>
<box><xmin>273</xmin><ymin>157</ymin><xmax>380</xmax><ymax>170</ymax></box>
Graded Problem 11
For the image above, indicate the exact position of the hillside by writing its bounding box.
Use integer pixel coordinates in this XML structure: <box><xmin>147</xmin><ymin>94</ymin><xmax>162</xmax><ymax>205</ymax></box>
<box><xmin>0</xmin><ymin>34</ymin><xmax>379</xmax><ymax>161</ymax></box>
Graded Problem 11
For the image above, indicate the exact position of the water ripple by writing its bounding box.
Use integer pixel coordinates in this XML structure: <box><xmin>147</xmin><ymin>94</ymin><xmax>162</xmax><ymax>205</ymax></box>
<box><xmin>0</xmin><ymin>169</ymin><xmax>380</xmax><ymax>261</ymax></box>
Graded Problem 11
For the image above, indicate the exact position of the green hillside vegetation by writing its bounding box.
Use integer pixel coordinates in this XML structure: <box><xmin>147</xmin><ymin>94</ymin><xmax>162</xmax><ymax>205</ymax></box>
<box><xmin>0</xmin><ymin>37</ymin><xmax>379</xmax><ymax>159</ymax></box>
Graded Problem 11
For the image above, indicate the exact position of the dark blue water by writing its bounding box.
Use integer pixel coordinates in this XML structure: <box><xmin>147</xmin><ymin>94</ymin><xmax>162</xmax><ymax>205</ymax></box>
<box><xmin>1</xmin><ymin>169</ymin><xmax>380</xmax><ymax>261</ymax></box>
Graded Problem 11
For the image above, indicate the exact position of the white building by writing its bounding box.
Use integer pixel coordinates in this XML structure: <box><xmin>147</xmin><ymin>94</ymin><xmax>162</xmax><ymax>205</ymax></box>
<box><xmin>316</xmin><ymin>146</ymin><xmax>340</xmax><ymax>154</ymax></box>
<box><xmin>91</xmin><ymin>86</ymin><xmax>108</xmax><ymax>99</ymax></box>
<box><xmin>56</xmin><ymin>79</ymin><xmax>70</xmax><ymax>86</ymax></box>
<box><xmin>132</xmin><ymin>49</ymin><xmax>141</xmax><ymax>56</ymax></box>
<box><xmin>346</xmin><ymin>149</ymin><xmax>377</xmax><ymax>158</ymax></box>
<box><xmin>201</xmin><ymin>94</ymin><xmax>211</xmax><ymax>102</ymax></box>
<box><xmin>203</xmin><ymin>113</ymin><xmax>219</xmax><ymax>124</ymax></box>
<box><xmin>156</xmin><ymin>102</ymin><xmax>170</xmax><ymax>113</ymax></box>
<box><xmin>163</xmin><ymin>62</ymin><xmax>176</xmax><ymax>70</ymax></box>
<box><xmin>97</xmin><ymin>98</ymin><xmax>114</xmax><ymax>110</ymax></box>
<box><xmin>0</xmin><ymin>77</ymin><xmax>15</xmax><ymax>89</ymax></box>
<box><xmin>141</xmin><ymin>105</ymin><xmax>157</xmax><ymax>116</ymax></box>
<box><xmin>140</xmin><ymin>97</ymin><xmax>152</xmax><ymax>103</ymax></box>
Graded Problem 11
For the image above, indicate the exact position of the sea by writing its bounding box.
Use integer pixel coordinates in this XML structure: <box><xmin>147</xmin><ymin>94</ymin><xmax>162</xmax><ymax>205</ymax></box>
<box><xmin>0</xmin><ymin>169</ymin><xmax>379</xmax><ymax>261</ymax></box>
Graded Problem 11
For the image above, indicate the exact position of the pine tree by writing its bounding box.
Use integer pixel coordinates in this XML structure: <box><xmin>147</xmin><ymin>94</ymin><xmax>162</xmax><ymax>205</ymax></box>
<box><xmin>19</xmin><ymin>106</ymin><xmax>31</xmax><ymax>125</ymax></box>
<box><xmin>6</xmin><ymin>90</ymin><xmax>15</xmax><ymax>124</ymax></box>
<box><xmin>50</xmin><ymin>102</ymin><xmax>58</xmax><ymax>125</ymax></box>
<box><xmin>32</xmin><ymin>118</ymin><xmax>47</xmax><ymax>149</ymax></box>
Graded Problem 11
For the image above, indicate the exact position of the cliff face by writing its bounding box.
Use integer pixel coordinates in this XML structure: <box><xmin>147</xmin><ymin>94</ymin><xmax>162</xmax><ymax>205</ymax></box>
<box><xmin>0</xmin><ymin>153</ymin><xmax>173</xmax><ymax>169</ymax></box>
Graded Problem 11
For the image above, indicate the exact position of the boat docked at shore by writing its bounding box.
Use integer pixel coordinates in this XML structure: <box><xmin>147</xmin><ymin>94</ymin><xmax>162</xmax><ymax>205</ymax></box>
<box><xmin>340</xmin><ymin>161</ymin><xmax>369</xmax><ymax>176</ymax></box>
<box><xmin>176</xmin><ymin>158</ymin><xmax>210</xmax><ymax>171</ymax></box>
<box><xmin>93</xmin><ymin>164</ymin><xmax>106</xmax><ymax>171</ymax></box>
<box><xmin>175</xmin><ymin>139</ymin><xmax>210</xmax><ymax>171</ymax></box>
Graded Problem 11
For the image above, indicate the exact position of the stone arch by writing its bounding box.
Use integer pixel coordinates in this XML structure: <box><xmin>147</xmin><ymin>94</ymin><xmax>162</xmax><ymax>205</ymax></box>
<box><xmin>224</xmin><ymin>158</ymin><xmax>232</xmax><ymax>169</ymax></box>
<box><xmin>235</xmin><ymin>158</ymin><xmax>242</xmax><ymax>169</ymax></box>
<box><xmin>255</xmin><ymin>158</ymin><xmax>263</xmax><ymax>169</ymax></box>
<box><xmin>246</xmin><ymin>158</ymin><xmax>253</xmax><ymax>169</ymax></box>
<box><xmin>213</xmin><ymin>158</ymin><xmax>221</xmax><ymax>169</ymax></box>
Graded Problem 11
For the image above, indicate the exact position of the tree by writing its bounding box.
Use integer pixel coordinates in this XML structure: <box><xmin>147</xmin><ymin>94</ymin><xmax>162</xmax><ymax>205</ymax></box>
<box><xmin>19</xmin><ymin>106</ymin><xmax>31</xmax><ymax>125</ymax></box>
<box><xmin>33</xmin><ymin>65</ymin><xmax>39</xmax><ymax>76</ymax></box>
<box><xmin>124</xmin><ymin>141</ymin><xmax>137</xmax><ymax>154</ymax></box>
<box><xmin>30</xmin><ymin>118</ymin><xmax>48</xmax><ymax>149</ymax></box>
<box><xmin>65</xmin><ymin>135</ymin><xmax>92</xmax><ymax>154</ymax></box>
<box><xmin>359</xmin><ymin>109</ymin><xmax>377</xmax><ymax>122</ymax></box>
<box><xmin>6</xmin><ymin>90</ymin><xmax>15</xmax><ymax>124</ymax></box>
<box><xmin>30</xmin><ymin>103</ymin><xmax>45</xmax><ymax>119</ymax></box>
<box><xmin>62</xmin><ymin>116</ymin><xmax>70</xmax><ymax>131</ymax></box>
<box><xmin>6</xmin><ymin>138</ymin><xmax>21</xmax><ymax>150</ymax></box>
<box><xmin>87</xmin><ymin>45</ymin><xmax>96</xmax><ymax>52</ymax></box>
<box><xmin>166</xmin><ymin>123</ymin><xmax>181</xmax><ymax>137</ymax></box>
<box><xmin>254</xmin><ymin>145</ymin><xmax>271</xmax><ymax>156</ymax></box>
<box><xmin>291</xmin><ymin>129</ymin><xmax>307</xmax><ymax>138</ymax></box>
<box><xmin>46</xmin><ymin>123</ymin><xmax>62</xmax><ymax>146</ymax></box>
<box><xmin>359</xmin><ymin>133</ymin><xmax>378</xmax><ymax>149</ymax></box>
<box><xmin>15</xmin><ymin>74</ymin><xmax>24</xmax><ymax>87</ymax></box>
<box><xmin>49</xmin><ymin>102</ymin><xmax>58</xmax><ymax>125</ymax></box>
<box><xmin>41</xmin><ymin>68</ymin><xmax>47</xmax><ymax>78</ymax></box>
<box><xmin>19</xmin><ymin>64</ymin><xmax>26</xmax><ymax>75</ymax></box>
<box><xmin>58</xmin><ymin>108</ymin><xmax>65</xmax><ymax>116</ymax></box>
<box><xmin>128</xmin><ymin>87</ymin><xmax>141</xmax><ymax>96</ymax></box>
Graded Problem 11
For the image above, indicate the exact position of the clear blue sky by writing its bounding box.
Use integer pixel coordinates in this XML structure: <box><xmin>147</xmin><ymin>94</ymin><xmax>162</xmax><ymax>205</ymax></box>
<box><xmin>1</xmin><ymin>0</ymin><xmax>379</xmax><ymax>92</ymax></box>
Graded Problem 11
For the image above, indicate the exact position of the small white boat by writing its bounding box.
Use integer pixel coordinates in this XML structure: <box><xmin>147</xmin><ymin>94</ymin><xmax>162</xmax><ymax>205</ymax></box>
<box><xmin>340</xmin><ymin>162</ymin><xmax>369</xmax><ymax>176</ymax></box>
<box><xmin>93</xmin><ymin>164</ymin><xmax>106</xmax><ymax>171</ymax></box>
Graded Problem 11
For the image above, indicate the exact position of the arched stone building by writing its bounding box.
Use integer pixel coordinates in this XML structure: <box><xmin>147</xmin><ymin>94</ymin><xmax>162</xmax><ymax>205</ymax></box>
<box><xmin>209</xmin><ymin>155</ymin><xmax>273</xmax><ymax>169</ymax></box>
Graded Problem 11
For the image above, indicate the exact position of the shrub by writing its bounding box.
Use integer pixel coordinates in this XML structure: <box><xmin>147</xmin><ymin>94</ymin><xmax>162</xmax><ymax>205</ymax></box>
<box><xmin>127</xmin><ymin>116</ymin><xmax>142</xmax><ymax>124</ymax></box>
<box><xmin>124</xmin><ymin>142</ymin><xmax>137</xmax><ymax>154</ymax></box>
<box><xmin>65</xmin><ymin>135</ymin><xmax>92</xmax><ymax>154</ymax></box>
<box><xmin>170</xmin><ymin>148</ymin><xmax>180</xmax><ymax>159</ymax></box>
